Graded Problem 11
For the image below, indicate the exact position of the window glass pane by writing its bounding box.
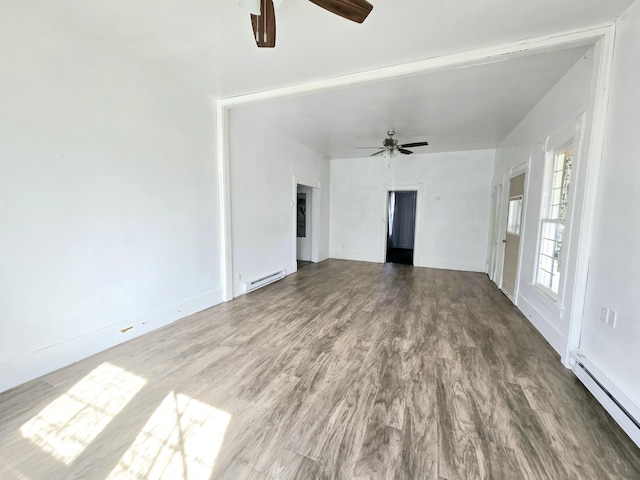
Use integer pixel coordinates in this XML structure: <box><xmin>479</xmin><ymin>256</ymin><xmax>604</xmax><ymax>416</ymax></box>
<box><xmin>507</xmin><ymin>196</ymin><xmax>522</xmax><ymax>235</ymax></box>
<box><xmin>537</xmin><ymin>219</ymin><xmax>566</xmax><ymax>294</ymax></box>
<box><xmin>553</xmin><ymin>170</ymin><xmax>563</xmax><ymax>188</ymax></box>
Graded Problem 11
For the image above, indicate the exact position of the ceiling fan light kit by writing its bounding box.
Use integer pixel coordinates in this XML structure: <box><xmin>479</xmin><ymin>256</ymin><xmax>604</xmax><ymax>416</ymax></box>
<box><xmin>247</xmin><ymin>0</ymin><xmax>373</xmax><ymax>48</ymax></box>
<box><xmin>382</xmin><ymin>148</ymin><xmax>398</xmax><ymax>159</ymax></box>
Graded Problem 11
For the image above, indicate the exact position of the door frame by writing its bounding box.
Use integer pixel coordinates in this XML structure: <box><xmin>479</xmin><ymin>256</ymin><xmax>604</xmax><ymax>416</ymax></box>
<box><xmin>292</xmin><ymin>175</ymin><xmax>320</xmax><ymax>272</ymax></box>
<box><xmin>216</xmin><ymin>25</ymin><xmax>615</xmax><ymax>302</ymax></box>
<box><xmin>379</xmin><ymin>183</ymin><xmax>424</xmax><ymax>264</ymax></box>
<box><xmin>295</xmin><ymin>185</ymin><xmax>312</xmax><ymax>263</ymax></box>
<box><xmin>487</xmin><ymin>183</ymin><xmax>503</xmax><ymax>282</ymax></box>
<box><xmin>500</xmin><ymin>161</ymin><xmax>530</xmax><ymax>304</ymax></box>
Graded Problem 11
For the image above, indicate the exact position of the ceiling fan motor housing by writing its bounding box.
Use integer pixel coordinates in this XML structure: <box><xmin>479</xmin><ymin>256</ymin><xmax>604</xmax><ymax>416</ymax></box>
<box><xmin>384</xmin><ymin>130</ymin><xmax>397</xmax><ymax>149</ymax></box>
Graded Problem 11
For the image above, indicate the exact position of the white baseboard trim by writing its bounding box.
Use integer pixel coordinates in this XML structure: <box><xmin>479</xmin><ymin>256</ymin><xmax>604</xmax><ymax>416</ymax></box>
<box><xmin>413</xmin><ymin>257</ymin><xmax>486</xmax><ymax>272</ymax></box>
<box><xmin>328</xmin><ymin>252</ymin><xmax>486</xmax><ymax>272</ymax></box>
<box><xmin>517</xmin><ymin>294</ymin><xmax>565</xmax><ymax>354</ymax></box>
<box><xmin>0</xmin><ymin>288</ymin><xmax>224</xmax><ymax>393</ymax></box>
<box><xmin>330</xmin><ymin>250</ymin><xmax>382</xmax><ymax>263</ymax></box>
<box><xmin>571</xmin><ymin>349</ymin><xmax>640</xmax><ymax>448</ymax></box>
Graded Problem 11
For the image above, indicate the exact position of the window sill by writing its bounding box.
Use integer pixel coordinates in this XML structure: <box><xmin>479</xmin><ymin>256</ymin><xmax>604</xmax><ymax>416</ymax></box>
<box><xmin>528</xmin><ymin>282</ymin><xmax>566</xmax><ymax>314</ymax></box>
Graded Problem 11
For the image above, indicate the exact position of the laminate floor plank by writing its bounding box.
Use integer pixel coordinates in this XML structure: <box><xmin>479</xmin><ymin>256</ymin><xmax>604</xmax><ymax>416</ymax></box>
<box><xmin>395</xmin><ymin>372</ymin><xmax>438</xmax><ymax>480</ymax></box>
<box><xmin>309</xmin><ymin>381</ymin><xmax>379</xmax><ymax>479</ymax></box>
<box><xmin>1</xmin><ymin>260</ymin><xmax>639</xmax><ymax>479</ymax></box>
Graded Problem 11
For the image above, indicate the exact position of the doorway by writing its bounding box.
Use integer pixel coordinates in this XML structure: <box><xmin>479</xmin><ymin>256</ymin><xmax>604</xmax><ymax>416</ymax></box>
<box><xmin>501</xmin><ymin>173</ymin><xmax>525</xmax><ymax>300</ymax></box>
<box><xmin>296</xmin><ymin>184</ymin><xmax>313</xmax><ymax>269</ymax></box>
<box><xmin>386</xmin><ymin>191</ymin><xmax>417</xmax><ymax>265</ymax></box>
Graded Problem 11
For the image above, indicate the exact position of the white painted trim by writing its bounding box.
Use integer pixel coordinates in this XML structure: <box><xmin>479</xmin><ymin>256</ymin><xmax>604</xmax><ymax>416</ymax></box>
<box><xmin>571</xmin><ymin>349</ymin><xmax>640</xmax><ymax>448</ymax></box>
<box><xmin>310</xmin><ymin>185</ymin><xmax>321</xmax><ymax>264</ymax></box>
<box><xmin>294</xmin><ymin>176</ymin><xmax>321</xmax><ymax>189</ymax></box>
<box><xmin>494</xmin><ymin>175</ymin><xmax>508</xmax><ymax>289</ymax></box>
<box><xmin>511</xmin><ymin>159</ymin><xmax>529</xmax><ymax>177</ymax></box>
<box><xmin>486</xmin><ymin>183</ymin><xmax>503</xmax><ymax>281</ymax></box>
<box><xmin>492</xmin><ymin>183</ymin><xmax>503</xmax><ymax>280</ymax></box>
<box><xmin>214</xmin><ymin>23</ymin><xmax>614</xmax><ymax>301</ymax></box>
<box><xmin>564</xmin><ymin>30</ymin><xmax>617</xmax><ymax>365</ymax></box>
<box><xmin>556</xmin><ymin>115</ymin><xmax>586</xmax><ymax>309</ymax></box>
<box><xmin>0</xmin><ymin>288</ymin><xmax>225</xmax><ymax>393</ymax></box>
<box><xmin>380</xmin><ymin>183</ymin><xmax>425</xmax><ymax>264</ymax></box>
<box><xmin>517</xmin><ymin>294</ymin><xmax>566</xmax><ymax>353</ymax></box>
<box><xmin>515</xmin><ymin>162</ymin><xmax>531</xmax><ymax>304</ymax></box>
<box><xmin>414</xmin><ymin>258</ymin><xmax>487</xmax><ymax>273</ymax></box>
<box><xmin>527</xmin><ymin>139</ymin><xmax>548</xmax><ymax>288</ymax></box>
<box><xmin>502</xmin><ymin>167</ymin><xmax>529</xmax><ymax>304</ymax></box>
<box><xmin>217</xmin><ymin>25</ymin><xmax>612</xmax><ymax>109</ymax></box>
<box><xmin>216</xmin><ymin>102</ymin><xmax>233</xmax><ymax>302</ymax></box>
<box><xmin>331</xmin><ymin>250</ymin><xmax>381</xmax><ymax>263</ymax></box>
<box><xmin>485</xmin><ymin>187</ymin><xmax>494</xmax><ymax>274</ymax></box>
<box><xmin>292</xmin><ymin>176</ymin><xmax>321</xmax><ymax>272</ymax></box>
<box><xmin>531</xmin><ymin>114</ymin><xmax>586</xmax><ymax>310</ymax></box>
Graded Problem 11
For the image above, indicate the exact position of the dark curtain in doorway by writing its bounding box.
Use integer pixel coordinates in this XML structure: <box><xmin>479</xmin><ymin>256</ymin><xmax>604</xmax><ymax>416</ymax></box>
<box><xmin>388</xmin><ymin>191</ymin><xmax>416</xmax><ymax>249</ymax></box>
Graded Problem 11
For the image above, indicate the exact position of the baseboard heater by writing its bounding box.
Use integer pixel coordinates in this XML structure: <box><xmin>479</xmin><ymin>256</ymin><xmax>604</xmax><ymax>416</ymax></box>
<box><xmin>572</xmin><ymin>350</ymin><xmax>640</xmax><ymax>448</ymax></box>
<box><xmin>246</xmin><ymin>270</ymin><xmax>285</xmax><ymax>293</ymax></box>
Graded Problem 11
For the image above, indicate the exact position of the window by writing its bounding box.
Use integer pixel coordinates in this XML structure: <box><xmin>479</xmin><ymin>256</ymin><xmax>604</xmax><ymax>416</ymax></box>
<box><xmin>506</xmin><ymin>196</ymin><xmax>523</xmax><ymax>235</ymax></box>
<box><xmin>536</xmin><ymin>142</ymin><xmax>573</xmax><ymax>295</ymax></box>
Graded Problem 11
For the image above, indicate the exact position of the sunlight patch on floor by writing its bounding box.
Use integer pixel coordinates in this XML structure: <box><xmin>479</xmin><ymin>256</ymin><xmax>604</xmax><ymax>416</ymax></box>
<box><xmin>107</xmin><ymin>391</ymin><xmax>231</xmax><ymax>479</ymax></box>
<box><xmin>20</xmin><ymin>362</ymin><xmax>147</xmax><ymax>465</ymax></box>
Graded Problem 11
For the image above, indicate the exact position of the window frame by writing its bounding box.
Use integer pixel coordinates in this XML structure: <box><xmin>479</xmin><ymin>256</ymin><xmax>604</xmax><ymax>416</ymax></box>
<box><xmin>535</xmin><ymin>138</ymin><xmax>575</xmax><ymax>300</ymax></box>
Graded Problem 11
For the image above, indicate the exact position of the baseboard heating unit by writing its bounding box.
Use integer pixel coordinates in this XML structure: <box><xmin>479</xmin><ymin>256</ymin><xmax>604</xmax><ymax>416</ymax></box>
<box><xmin>246</xmin><ymin>270</ymin><xmax>285</xmax><ymax>293</ymax></box>
<box><xmin>571</xmin><ymin>350</ymin><xmax>640</xmax><ymax>448</ymax></box>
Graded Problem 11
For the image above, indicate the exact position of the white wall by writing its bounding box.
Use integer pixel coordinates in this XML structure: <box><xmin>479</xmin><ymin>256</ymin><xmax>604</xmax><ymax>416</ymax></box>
<box><xmin>579</xmin><ymin>0</ymin><xmax>640</xmax><ymax>416</ymax></box>
<box><xmin>0</xmin><ymin>4</ymin><xmax>222</xmax><ymax>392</ymax></box>
<box><xmin>330</xmin><ymin>150</ymin><xmax>495</xmax><ymax>272</ymax></box>
<box><xmin>492</xmin><ymin>47</ymin><xmax>598</xmax><ymax>354</ymax></box>
<box><xmin>228</xmin><ymin>110</ymin><xmax>330</xmax><ymax>296</ymax></box>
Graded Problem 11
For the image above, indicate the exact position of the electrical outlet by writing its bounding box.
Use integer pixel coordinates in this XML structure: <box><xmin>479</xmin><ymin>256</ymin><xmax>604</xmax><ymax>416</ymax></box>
<box><xmin>601</xmin><ymin>307</ymin><xmax>608</xmax><ymax>324</ymax></box>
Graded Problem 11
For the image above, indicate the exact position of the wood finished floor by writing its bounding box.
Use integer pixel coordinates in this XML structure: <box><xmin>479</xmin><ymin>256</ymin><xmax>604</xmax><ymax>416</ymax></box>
<box><xmin>1</xmin><ymin>259</ymin><xmax>640</xmax><ymax>479</ymax></box>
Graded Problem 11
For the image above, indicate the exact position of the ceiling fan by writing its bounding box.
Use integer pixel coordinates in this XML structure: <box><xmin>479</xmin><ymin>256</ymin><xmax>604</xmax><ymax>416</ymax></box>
<box><xmin>239</xmin><ymin>0</ymin><xmax>374</xmax><ymax>48</ymax></box>
<box><xmin>356</xmin><ymin>130</ymin><xmax>429</xmax><ymax>157</ymax></box>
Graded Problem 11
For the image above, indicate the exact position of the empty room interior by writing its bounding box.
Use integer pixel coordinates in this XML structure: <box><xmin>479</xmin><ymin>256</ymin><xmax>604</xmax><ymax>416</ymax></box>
<box><xmin>2</xmin><ymin>0</ymin><xmax>640</xmax><ymax>478</ymax></box>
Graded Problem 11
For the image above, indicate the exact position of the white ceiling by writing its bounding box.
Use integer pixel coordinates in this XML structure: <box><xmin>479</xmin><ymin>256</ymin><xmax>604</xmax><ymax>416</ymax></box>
<box><xmin>21</xmin><ymin>0</ymin><xmax>635</xmax><ymax>158</ymax></box>
<box><xmin>231</xmin><ymin>45</ymin><xmax>591</xmax><ymax>157</ymax></box>
<box><xmin>24</xmin><ymin>0</ymin><xmax>633</xmax><ymax>97</ymax></box>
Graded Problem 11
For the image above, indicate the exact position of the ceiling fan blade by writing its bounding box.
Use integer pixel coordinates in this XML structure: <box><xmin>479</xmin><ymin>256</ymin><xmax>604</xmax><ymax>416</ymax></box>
<box><xmin>399</xmin><ymin>141</ymin><xmax>429</xmax><ymax>148</ymax></box>
<box><xmin>308</xmin><ymin>0</ymin><xmax>373</xmax><ymax>23</ymax></box>
<box><xmin>370</xmin><ymin>150</ymin><xmax>385</xmax><ymax>157</ymax></box>
<box><xmin>355</xmin><ymin>146</ymin><xmax>383</xmax><ymax>149</ymax></box>
<box><xmin>251</xmin><ymin>0</ymin><xmax>276</xmax><ymax>48</ymax></box>
<box><xmin>398</xmin><ymin>148</ymin><xmax>413</xmax><ymax>155</ymax></box>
